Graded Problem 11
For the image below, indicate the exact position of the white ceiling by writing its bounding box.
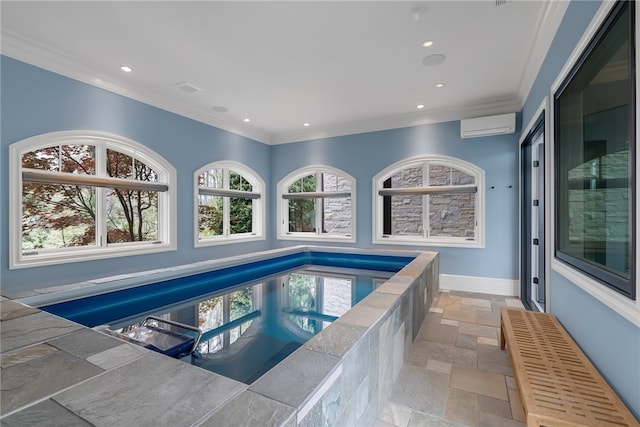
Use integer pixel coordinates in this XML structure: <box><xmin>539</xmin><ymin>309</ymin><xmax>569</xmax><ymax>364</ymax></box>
<box><xmin>1</xmin><ymin>1</ymin><xmax>568</xmax><ymax>144</ymax></box>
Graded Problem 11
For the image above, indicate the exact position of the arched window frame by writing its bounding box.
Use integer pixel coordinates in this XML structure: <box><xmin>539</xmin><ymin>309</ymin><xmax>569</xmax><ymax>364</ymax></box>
<box><xmin>277</xmin><ymin>165</ymin><xmax>356</xmax><ymax>243</ymax></box>
<box><xmin>372</xmin><ymin>155</ymin><xmax>484</xmax><ymax>248</ymax></box>
<box><xmin>9</xmin><ymin>130</ymin><xmax>177</xmax><ymax>269</ymax></box>
<box><xmin>194</xmin><ymin>161</ymin><xmax>265</xmax><ymax>247</ymax></box>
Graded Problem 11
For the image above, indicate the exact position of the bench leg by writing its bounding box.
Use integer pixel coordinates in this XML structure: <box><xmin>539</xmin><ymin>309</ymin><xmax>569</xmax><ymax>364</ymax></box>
<box><xmin>500</xmin><ymin>320</ymin><xmax>505</xmax><ymax>349</ymax></box>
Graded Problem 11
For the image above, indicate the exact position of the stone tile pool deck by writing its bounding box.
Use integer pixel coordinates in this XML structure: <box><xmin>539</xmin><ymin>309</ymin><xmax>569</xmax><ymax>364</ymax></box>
<box><xmin>0</xmin><ymin>251</ymin><xmax>438</xmax><ymax>426</ymax></box>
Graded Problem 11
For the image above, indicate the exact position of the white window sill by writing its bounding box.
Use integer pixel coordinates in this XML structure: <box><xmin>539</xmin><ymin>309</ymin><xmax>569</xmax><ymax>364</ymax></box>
<box><xmin>195</xmin><ymin>234</ymin><xmax>266</xmax><ymax>247</ymax></box>
<box><xmin>278</xmin><ymin>233</ymin><xmax>356</xmax><ymax>244</ymax></box>
<box><xmin>552</xmin><ymin>259</ymin><xmax>640</xmax><ymax>327</ymax></box>
<box><xmin>11</xmin><ymin>242</ymin><xmax>177</xmax><ymax>270</ymax></box>
<box><xmin>373</xmin><ymin>236</ymin><xmax>484</xmax><ymax>249</ymax></box>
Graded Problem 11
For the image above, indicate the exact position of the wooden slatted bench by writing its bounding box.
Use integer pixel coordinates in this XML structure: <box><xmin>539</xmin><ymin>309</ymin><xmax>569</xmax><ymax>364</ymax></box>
<box><xmin>500</xmin><ymin>307</ymin><xmax>639</xmax><ymax>427</ymax></box>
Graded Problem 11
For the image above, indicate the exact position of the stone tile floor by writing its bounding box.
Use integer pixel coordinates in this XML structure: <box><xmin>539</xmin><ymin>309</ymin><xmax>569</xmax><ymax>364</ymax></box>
<box><xmin>376</xmin><ymin>290</ymin><xmax>526</xmax><ymax>427</ymax></box>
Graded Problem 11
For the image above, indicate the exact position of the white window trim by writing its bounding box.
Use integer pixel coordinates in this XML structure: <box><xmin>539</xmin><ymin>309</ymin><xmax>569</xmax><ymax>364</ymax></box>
<box><xmin>372</xmin><ymin>154</ymin><xmax>485</xmax><ymax>248</ymax></box>
<box><xmin>194</xmin><ymin>160</ymin><xmax>265</xmax><ymax>247</ymax></box>
<box><xmin>549</xmin><ymin>0</ymin><xmax>640</xmax><ymax>327</ymax></box>
<box><xmin>277</xmin><ymin>165</ymin><xmax>356</xmax><ymax>243</ymax></box>
<box><xmin>9</xmin><ymin>130</ymin><xmax>177</xmax><ymax>269</ymax></box>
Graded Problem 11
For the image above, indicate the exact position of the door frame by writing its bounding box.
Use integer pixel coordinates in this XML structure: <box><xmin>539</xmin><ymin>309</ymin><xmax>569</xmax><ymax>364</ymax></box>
<box><xmin>519</xmin><ymin>98</ymin><xmax>551</xmax><ymax>312</ymax></box>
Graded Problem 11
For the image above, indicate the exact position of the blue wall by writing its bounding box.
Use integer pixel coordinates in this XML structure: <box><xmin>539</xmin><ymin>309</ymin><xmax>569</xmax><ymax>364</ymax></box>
<box><xmin>1</xmin><ymin>55</ymin><xmax>520</xmax><ymax>297</ymax></box>
<box><xmin>520</xmin><ymin>0</ymin><xmax>639</xmax><ymax>417</ymax></box>
<box><xmin>270</xmin><ymin>122</ymin><xmax>519</xmax><ymax>281</ymax></box>
<box><xmin>1</xmin><ymin>56</ymin><xmax>272</xmax><ymax>295</ymax></box>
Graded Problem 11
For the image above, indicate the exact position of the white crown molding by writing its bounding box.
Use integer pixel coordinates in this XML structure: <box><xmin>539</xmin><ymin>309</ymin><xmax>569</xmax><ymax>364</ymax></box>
<box><xmin>1</xmin><ymin>30</ymin><xmax>273</xmax><ymax>144</ymax></box>
<box><xmin>516</xmin><ymin>0</ymin><xmax>570</xmax><ymax>106</ymax></box>
<box><xmin>271</xmin><ymin>97</ymin><xmax>522</xmax><ymax>145</ymax></box>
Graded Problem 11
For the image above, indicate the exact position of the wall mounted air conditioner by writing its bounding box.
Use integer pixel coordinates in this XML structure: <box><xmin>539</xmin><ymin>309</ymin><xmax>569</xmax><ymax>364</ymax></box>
<box><xmin>460</xmin><ymin>113</ymin><xmax>516</xmax><ymax>139</ymax></box>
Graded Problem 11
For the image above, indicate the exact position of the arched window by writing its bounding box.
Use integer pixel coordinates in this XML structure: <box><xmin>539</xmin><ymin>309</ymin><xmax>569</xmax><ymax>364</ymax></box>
<box><xmin>9</xmin><ymin>131</ymin><xmax>176</xmax><ymax>268</ymax></box>
<box><xmin>373</xmin><ymin>155</ymin><xmax>484</xmax><ymax>247</ymax></box>
<box><xmin>195</xmin><ymin>161</ymin><xmax>264</xmax><ymax>246</ymax></box>
<box><xmin>277</xmin><ymin>166</ymin><xmax>355</xmax><ymax>242</ymax></box>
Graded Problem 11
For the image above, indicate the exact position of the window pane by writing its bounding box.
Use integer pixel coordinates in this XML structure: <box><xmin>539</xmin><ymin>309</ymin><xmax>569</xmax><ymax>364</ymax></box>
<box><xmin>429</xmin><ymin>163</ymin><xmax>475</xmax><ymax>186</ymax></box>
<box><xmin>198</xmin><ymin>195</ymin><xmax>223</xmax><ymax>237</ymax></box>
<box><xmin>384</xmin><ymin>166</ymin><xmax>424</xmax><ymax>236</ymax></box>
<box><xmin>229</xmin><ymin>171</ymin><xmax>252</xmax><ymax>191</ymax></box>
<box><xmin>22</xmin><ymin>145</ymin><xmax>95</xmax><ymax>174</ymax></box>
<box><xmin>429</xmin><ymin>193</ymin><xmax>476</xmax><ymax>238</ymax></box>
<box><xmin>22</xmin><ymin>183</ymin><xmax>96</xmax><ymax>249</ymax></box>
<box><xmin>289</xmin><ymin>174</ymin><xmax>316</xmax><ymax>193</ymax></box>
<box><xmin>555</xmin><ymin>1</ymin><xmax>632</xmax><ymax>295</ymax></box>
<box><xmin>390</xmin><ymin>166</ymin><xmax>422</xmax><ymax>188</ymax></box>
<box><xmin>106</xmin><ymin>188</ymin><xmax>158</xmax><ymax>243</ymax></box>
<box><xmin>288</xmin><ymin>198</ymin><xmax>315</xmax><ymax>232</ymax></box>
<box><xmin>230</xmin><ymin>197</ymin><xmax>253</xmax><ymax>234</ymax></box>
<box><xmin>321</xmin><ymin>172</ymin><xmax>351</xmax><ymax>192</ymax></box>
<box><xmin>107</xmin><ymin>149</ymin><xmax>133</xmax><ymax>179</ymax></box>
<box><xmin>107</xmin><ymin>149</ymin><xmax>158</xmax><ymax>182</ymax></box>
<box><xmin>200</xmin><ymin>169</ymin><xmax>223</xmax><ymax>189</ymax></box>
<box><xmin>61</xmin><ymin>145</ymin><xmax>96</xmax><ymax>174</ymax></box>
<box><xmin>390</xmin><ymin>194</ymin><xmax>423</xmax><ymax>236</ymax></box>
<box><xmin>322</xmin><ymin>197</ymin><xmax>352</xmax><ymax>234</ymax></box>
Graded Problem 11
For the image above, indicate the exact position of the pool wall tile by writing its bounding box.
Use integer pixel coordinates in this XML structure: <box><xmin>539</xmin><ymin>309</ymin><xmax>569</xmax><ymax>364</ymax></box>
<box><xmin>248</xmin><ymin>251</ymin><xmax>438</xmax><ymax>426</ymax></box>
<box><xmin>341</xmin><ymin>333</ymin><xmax>370</xmax><ymax>398</ymax></box>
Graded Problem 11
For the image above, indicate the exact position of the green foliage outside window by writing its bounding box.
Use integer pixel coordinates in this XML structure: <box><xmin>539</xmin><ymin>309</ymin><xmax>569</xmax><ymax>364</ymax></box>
<box><xmin>21</xmin><ymin>144</ymin><xmax>159</xmax><ymax>250</ymax></box>
<box><xmin>288</xmin><ymin>175</ymin><xmax>316</xmax><ymax>232</ymax></box>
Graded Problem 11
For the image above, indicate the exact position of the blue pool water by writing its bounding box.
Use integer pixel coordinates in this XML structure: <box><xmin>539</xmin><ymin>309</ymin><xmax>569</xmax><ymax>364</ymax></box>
<box><xmin>42</xmin><ymin>252</ymin><xmax>413</xmax><ymax>383</ymax></box>
<box><xmin>43</xmin><ymin>252</ymin><xmax>413</xmax><ymax>327</ymax></box>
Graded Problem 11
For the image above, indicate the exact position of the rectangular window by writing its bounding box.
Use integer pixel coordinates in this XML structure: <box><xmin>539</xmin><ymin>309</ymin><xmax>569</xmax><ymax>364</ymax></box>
<box><xmin>554</xmin><ymin>1</ymin><xmax>635</xmax><ymax>298</ymax></box>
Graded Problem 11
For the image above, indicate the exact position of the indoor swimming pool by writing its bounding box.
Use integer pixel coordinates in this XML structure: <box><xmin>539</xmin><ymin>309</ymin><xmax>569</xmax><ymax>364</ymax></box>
<box><xmin>115</xmin><ymin>266</ymin><xmax>393</xmax><ymax>383</ymax></box>
<box><xmin>40</xmin><ymin>249</ymin><xmax>414</xmax><ymax>383</ymax></box>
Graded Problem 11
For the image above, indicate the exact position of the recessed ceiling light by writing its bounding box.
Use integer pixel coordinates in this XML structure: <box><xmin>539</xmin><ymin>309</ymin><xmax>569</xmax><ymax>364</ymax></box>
<box><xmin>436</xmin><ymin>83</ymin><xmax>445</xmax><ymax>88</ymax></box>
<box><xmin>417</xmin><ymin>104</ymin><xmax>425</xmax><ymax>109</ymax></box>
<box><xmin>243</xmin><ymin>118</ymin><xmax>251</xmax><ymax>122</ymax></box>
<box><xmin>303</xmin><ymin>123</ymin><xmax>310</xmax><ymax>127</ymax></box>
<box><xmin>422</xmin><ymin>41</ymin><xmax>433</xmax><ymax>48</ymax></box>
<box><xmin>120</xmin><ymin>65</ymin><xmax>133</xmax><ymax>73</ymax></box>
<box><xmin>212</xmin><ymin>106</ymin><xmax>228</xmax><ymax>113</ymax></box>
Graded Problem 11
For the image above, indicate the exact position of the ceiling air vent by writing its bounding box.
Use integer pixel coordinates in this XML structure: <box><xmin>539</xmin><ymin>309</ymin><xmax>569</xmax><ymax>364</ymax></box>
<box><xmin>171</xmin><ymin>81</ymin><xmax>202</xmax><ymax>94</ymax></box>
<box><xmin>495</xmin><ymin>0</ymin><xmax>510</xmax><ymax>5</ymax></box>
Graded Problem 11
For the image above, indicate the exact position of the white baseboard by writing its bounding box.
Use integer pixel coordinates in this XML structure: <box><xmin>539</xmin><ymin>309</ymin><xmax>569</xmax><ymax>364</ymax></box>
<box><xmin>440</xmin><ymin>274</ymin><xmax>519</xmax><ymax>297</ymax></box>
